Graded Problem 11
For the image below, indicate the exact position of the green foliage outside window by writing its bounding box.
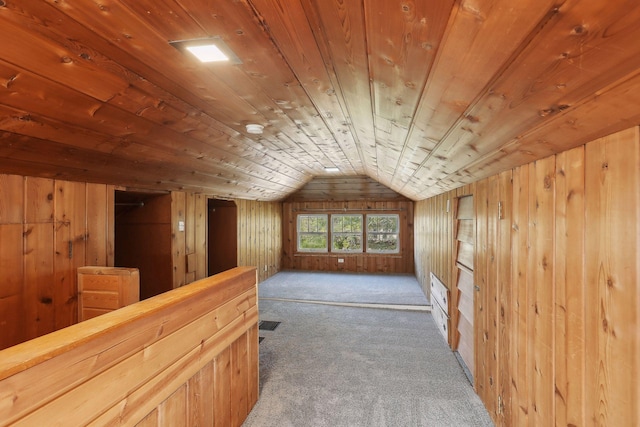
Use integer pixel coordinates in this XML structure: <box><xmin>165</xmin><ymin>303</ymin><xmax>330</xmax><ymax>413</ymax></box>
<box><xmin>332</xmin><ymin>215</ymin><xmax>363</xmax><ymax>252</ymax></box>
<box><xmin>367</xmin><ymin>214</ymin><xmax>399</xmax><ymax>253</ymax></box>
<box><xmin>296</xmin><ymin>213</ymin><xmax>400</xmax><ymax>253</ymax></box>
<box><xmin>298</xmin><ymin>214</ymin><xmax>328</xmax><ymax>251</ymax></box>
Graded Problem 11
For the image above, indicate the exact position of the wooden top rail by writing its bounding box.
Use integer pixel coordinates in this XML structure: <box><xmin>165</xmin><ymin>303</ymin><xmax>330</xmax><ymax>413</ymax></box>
<box><xmin>0</xmin><ymin>266</ymin><xmax>258</xmax><ymax>426</ymax></box>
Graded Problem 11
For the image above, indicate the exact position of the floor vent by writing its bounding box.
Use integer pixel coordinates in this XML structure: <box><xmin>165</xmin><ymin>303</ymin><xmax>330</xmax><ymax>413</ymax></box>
<box><xmin>259</xmin><ymin>320</ymin><xmax>281</xmax><ymax>331</ymax></box>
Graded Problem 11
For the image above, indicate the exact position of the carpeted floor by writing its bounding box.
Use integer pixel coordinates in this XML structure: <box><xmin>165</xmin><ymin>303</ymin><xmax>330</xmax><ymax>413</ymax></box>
<box><xmin>242</xmin><ymin>271</ymin><xmax>493</xmax><ymax>427</ymax></box>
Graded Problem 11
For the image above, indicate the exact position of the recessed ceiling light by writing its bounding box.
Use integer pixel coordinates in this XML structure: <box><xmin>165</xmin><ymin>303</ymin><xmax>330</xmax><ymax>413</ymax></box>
<box><xmin>325</xmin><ymin>167</ymin><xmax>340</xmax><ymax>172</ymax></box>
<box><xmin>169</xmin><ymin>37</ymin><xmax>242</xmax><ymax>65</ymax></box>
<box><xmin>186</xmin><ymin>44</ymin><xmax>229</xmax><ymax>63</ymax></box>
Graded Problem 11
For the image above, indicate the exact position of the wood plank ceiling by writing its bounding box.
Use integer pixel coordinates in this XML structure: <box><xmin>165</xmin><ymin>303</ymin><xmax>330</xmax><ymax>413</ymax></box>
<box><xmin>1</xmin><ymin>0</ymin><xmax>639</xmax><ymax>201</ymax></box>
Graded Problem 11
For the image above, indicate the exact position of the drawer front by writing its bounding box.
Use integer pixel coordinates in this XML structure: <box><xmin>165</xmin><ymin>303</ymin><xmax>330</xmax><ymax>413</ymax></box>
<box><xmin>430</xmin><ymin>272</ymin><xmax>450</xmax><ymax>315</ymax></box>
<box><xmin>431</xmin><ymin>301</ymin><xmax>449</xmax><ymax>343</ymax></box>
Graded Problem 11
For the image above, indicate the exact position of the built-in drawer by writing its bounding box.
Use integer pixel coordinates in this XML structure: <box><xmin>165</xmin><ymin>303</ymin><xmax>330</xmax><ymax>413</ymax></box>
<box><xmin>431</xmin><ymin>298</ymin><xmax>449</xmax><ymax>342</ymax></box>
<box><xmin>430</xmin><ymin>272</ymin><xmax>450</xmax><ymax>315</ymax></box>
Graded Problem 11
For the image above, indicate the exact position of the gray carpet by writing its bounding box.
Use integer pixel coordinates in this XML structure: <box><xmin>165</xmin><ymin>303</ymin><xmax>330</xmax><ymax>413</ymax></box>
<box><xmin>258</xmin><ymin>271</ymin><xmax>430</xmax><ymax>306</ymax></box>
<box><xmin>243</xmin><ymin>271</ymin><xmax>492</xmax><ymax>427</ymax></box>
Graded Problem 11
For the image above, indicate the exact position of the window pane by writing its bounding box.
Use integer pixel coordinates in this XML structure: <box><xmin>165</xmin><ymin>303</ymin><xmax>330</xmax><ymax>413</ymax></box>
<box><xmin>300</xmin><ymin>234</ymin><xmax>328</xmax><ymax>250</ymax></box>
<box><xmin>367</xmin><ymin>214</ymin><xmax>398</xmax><ymax>233</ymax></box>
<box><xmin>366</xmin><ymin>214</ymin><xmax>399</xmax><ymax>253</ymax></box>
<box><xmin>332</xmin><ymin>214</ymin><xmax>362</xmax><ymax>232</ymax></box>
<box><xmin>331</xmin><ymin>214</ymin><xmax>363</xmax><ymax>252</ymax></box>
<box><xmin>367</xmin><ymin>233</ymin><xmax>398</xmax><ymax>251</ymax></box>
<box><xmin>297</xmin><ymin>214</ymin><xmax>328</xmax><ymax>252</ymax></box>
<box><xmin>332</xmin><ymin>234</ymin><xmax>362</xmax><ymax>251</ymax></box>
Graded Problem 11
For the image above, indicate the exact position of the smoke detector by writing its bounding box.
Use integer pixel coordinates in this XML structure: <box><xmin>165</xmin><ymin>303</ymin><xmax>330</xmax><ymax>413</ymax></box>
<box><xmin>245</xmin><ymin>124</ymin><xmax>264</xmax><ymax>134</ymax></box>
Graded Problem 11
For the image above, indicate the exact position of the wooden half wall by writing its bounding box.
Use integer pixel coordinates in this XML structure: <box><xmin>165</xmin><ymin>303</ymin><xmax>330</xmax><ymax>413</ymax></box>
<box><xmin>0</xmin><ymin>267</ymin><xmax>259</xmax><ymax>427</ymax></box>
<box><xmin>282</xmin><ymin>200</ymin><xmax>414</xmax><ymax>273</ymax></box>
<box><xmin>414</xmin><ymin>126</ymin><xmax>639</xmax><ymax>425</ymax></box>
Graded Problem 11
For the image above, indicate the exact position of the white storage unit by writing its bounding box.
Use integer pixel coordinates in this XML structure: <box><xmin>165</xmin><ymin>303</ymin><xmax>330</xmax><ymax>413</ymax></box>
<box><xmin>430</xmin><ymin>272</ymin><xmax>450</xmax><ymax>343</ymax></box>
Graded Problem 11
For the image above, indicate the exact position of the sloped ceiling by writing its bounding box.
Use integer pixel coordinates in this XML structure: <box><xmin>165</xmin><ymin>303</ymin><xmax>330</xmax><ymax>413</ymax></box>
<box><xmin>1</xmin><ymin>1</ymin><xmax>639</xmax><ymax>201</ymax></box>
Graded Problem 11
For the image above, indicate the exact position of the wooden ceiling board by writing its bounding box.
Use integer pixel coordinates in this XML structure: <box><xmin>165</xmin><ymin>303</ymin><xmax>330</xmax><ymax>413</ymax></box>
<box><xmin>365</xmin><ymin>0</ymin><xmax>454</xmax><ymax>184</ymax></box>
<box><xmin>390</xmin><ymin>0</ymin><xmax>559</xmax><ymax>192</ymax></box>
<box><xmin>243</xmin><ymin>0</ymin><xmax>365</xmax><ymax>174</ymax></box>
<box><xmin>169</xmin><ymin>0</ymin><xmax>353</xmax><ymax>173</ymax></box>
<box><xmin>286</xmin><ymin>176</ymin><xmax>408</xmax><ymax>202</ymax></box>
<box><xmin>404</xmin><ymin>0</ymin><xmax>640</xmax><ymax>198</ymax></box>
<box><xmin>0</xmin><ymin>0</ymin><xmax>637</xmax><ymax>201</ymax></box>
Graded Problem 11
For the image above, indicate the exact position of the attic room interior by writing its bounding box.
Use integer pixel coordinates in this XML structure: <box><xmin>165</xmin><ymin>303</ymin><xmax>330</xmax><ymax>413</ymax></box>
<box><xmin>0</xmin><ymin>0</ymin><xmax>638</xmax><ymax>426</ymax></box>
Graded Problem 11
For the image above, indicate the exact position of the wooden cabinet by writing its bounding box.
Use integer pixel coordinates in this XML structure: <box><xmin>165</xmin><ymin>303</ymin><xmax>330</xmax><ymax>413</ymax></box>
<box><xmin>430</xmin><ymin>272</ymin><xmax>450</xmax><ymax>343</ymax></box>
<box><xmin>78</xmin><ymin>267</ymin><xmax>140</xmax><ymax>321</ymax></box>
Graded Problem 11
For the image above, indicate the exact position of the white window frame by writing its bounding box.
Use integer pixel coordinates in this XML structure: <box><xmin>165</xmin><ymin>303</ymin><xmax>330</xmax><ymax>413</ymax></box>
<box><xmin>365</xmin><ymin>214</ymin><xmax>400</xmax><ymax>254</ymax></box>
<box><xmin>297</xmin><ymin>214</ymin><xmax>328</xmax><ymax>252</ymax></box>
<box><xmin>331</xmin><ymin>214</ymin><xmax>363</xmax><ymax>253</ymax></box>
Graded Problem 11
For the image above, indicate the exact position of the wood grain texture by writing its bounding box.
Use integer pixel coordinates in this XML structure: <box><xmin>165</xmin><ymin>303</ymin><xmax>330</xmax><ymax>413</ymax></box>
<box><xmin>282</xmin><ymin>200</ymin><xmax>414</xmax><ymax>274</ymax></box>
<box><xmin>584</xmin><ymin>127</ymin><xmax>639</xmax><ymax>426</ymax></box>
<box><xmin>0</xmin><ymin>175</ymin><xmax>113</xmax><ymax>350</ymax></box>
<box><xmin>235</xmin><ymin>199</ymin><xmax>282</xmax><ymax>283</ymax></box>
<box><xmin>0</xmin><ymin>267</ymin><xmax>259</xmax><ymax>427</ymax></box>
<box><xmin>0</xmin><ymin>1</ymin><xmax>637</xmax><ymax>201</ymax></box>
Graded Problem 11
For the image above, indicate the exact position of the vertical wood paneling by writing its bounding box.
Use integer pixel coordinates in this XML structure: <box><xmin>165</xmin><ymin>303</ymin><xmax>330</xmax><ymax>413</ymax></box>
<box><xmin>159</xmin><ymin>385</ymin><xmax>187</xmax><ymax>426</ymax></box>
<box><xmin>106</xmin><ymin>186</ymin><xmax>115</xmax><ymax>267</ymax></box>
<box><xmin>188</xmin><ymin>360</ymin><xmax>215</xmax><ymax>426</ymax></box>
<box><xmin>230</xmin><ymin>331</ymin><xmax>249</xmax><ymax>426</ymax></box>
<box><xmin>247</xmin><ymin>323</ymin><xmax>259</xmax><ymax>408</ymax></box>
<box><xmin>554</xmin><ymin>146</ymin><xmax>585</xmax><ymax>426</ymax></box>
<box><xmin>54</xmin><ymin>180</ymin><xmax>86</xmax><ymax>329</ymax></box>
<box><xmin>214</xmin><ymin>346</ymin><xmax>231</xmax><ymax>427</ymax></box>
<box><xmin>23</xmin><ymin>223</ymin><xmax>55</xmax><ymax>340</ymax></box>
<box><xmin>0</xmin><ymin>175</ymin><xmax>24</xmax><ymax>224</ymax></box>
<box><xmin>236</xmin><ymin>199</ymin><xmax>282</xmax><ymax>282</ymax></box>
<box><xmin>497</xmin><ymin>170</ymin><xmax>512</xmax><ymax>423</ymax></box>
<box><xmin>416</xmin><ymin>126</ymin><xmax>638</xmax><ymax>425</ymax></box>
<box><xmin>485</xmin><ymin>175</ymin><xmax>499</xmax><ymax>418</ymax></box>
<box><xmin>171</xmin><ymin>191</ymin><xmax>186</xmax><ymax>289</ymax></box>
<box><xmin>185</xmin><ymin>192</ymin><xmax>195</xmax><ymax>256</ymax></box>
<box><xmin>0</xmin><ymin>174</ymin><xmax>113</xmax><ymax>350</ymax></box>
<box><xmin>85</xmin><ymin>183</ymin><xmax>108</xmax><ymax>266</ymax></box>
<box><xmin>0</xmin><ymin>225</ymin><xmax>24</xmax><ymax>349</ymax></box>
<box><xmin>510</xmin><ymin>164</ymin><xmax>530</xmax><ymax>425</ymax></box>
<box><xmin>474</xmin><ymin>179</ymin><xmax>489</xmax><ymax>401</ymax></box>
<box><xmin>585</xmin><ymin>127</ymin><xmax>639</xmax><ymax>426</ymax></box>
<box><xmin>282</xmin><ymin>200</ymin><xmax>414</xmax><ymax>274</ymax></box>
<box><xmin>195</xmin><ymin>194</ymin><xmax>207</xmax><ymax>280</ymax></box>
<box><xmin>530</xmin><ymin>156</ymin><xmax>555</xmax><ymax>426</ymax></box>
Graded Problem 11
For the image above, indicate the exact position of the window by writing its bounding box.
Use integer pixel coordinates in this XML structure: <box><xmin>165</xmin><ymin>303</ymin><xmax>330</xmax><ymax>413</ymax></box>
<box><xmin>297</xmin><ymin>214</ymin><xmax>328</xmax><ymax>252</ymax></box>
<box><xmin>296</xmin><ymin>212</ymin><xmax>401</xmax><ymax>254</ymax></box>
<box><xmin>366</xmin><ymin>214</ymin><xmax>399</xmax><ymax>253</ymax></box>
<box><xmin>331</xmin><ymin>214</ymin><xmax>363</xmax><ymax>252</ymax></box>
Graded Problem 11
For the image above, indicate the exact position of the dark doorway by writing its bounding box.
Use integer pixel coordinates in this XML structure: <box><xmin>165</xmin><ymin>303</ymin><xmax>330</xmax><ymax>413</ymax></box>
<box><xmin>208</xmin><ymin>199</ymin><xmax>238</xmax><ymax>276</ymax></box>
<box><xmin>114</xmin><ymin>190</ymin><xmax>173</xmax><ymax>299</ymax></box>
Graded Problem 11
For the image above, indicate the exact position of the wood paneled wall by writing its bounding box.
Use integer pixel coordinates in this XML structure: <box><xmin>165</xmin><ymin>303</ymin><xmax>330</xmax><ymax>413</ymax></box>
<box><xmin>413</xmin><ymin>127</ymin><xmax>639</xmax><ymax>426</ymax></box>
<box><xmin>282</xmin><ymin>200</ymin><xmax>414</xmax><ymax>273</ymax></box>
<box><xmin>236</xmin><ymin>199</ymin><xmax>282</xmax><ymax>283</ymax></box>
<box><xmin>0</xmin><ymin>176</ymin><xmax>114</xmax><ymax>350</ymax></box>
<box><xmin>171</xmin><ymin>192</ymin><xmax>208</xmax><ymax>288</ymax></box>
<box><xmin>414</xmin><ymin>184</ymin><xmax>473</xmax><ymax>296</ymax></box>
<box><xmin>0</xmin><ymin>267</ymin><xmax>259</xmax><ymax>427</ymax></box>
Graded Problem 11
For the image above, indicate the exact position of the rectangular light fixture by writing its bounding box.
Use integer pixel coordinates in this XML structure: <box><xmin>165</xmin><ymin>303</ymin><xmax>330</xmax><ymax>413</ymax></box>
<box><xmin>324</xmin><ymin>167</ymin><xmax>340</xmax><ymax>172</ymax></box>
<box><xmin>169</xmin><ymin>37</ymin><xmax>242</xmax><ymax>64</ymax></box>
<box><xmin>186</xmin><ymin>44</ymin><xmax>229</xmax><ymax>62</ymax></box>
